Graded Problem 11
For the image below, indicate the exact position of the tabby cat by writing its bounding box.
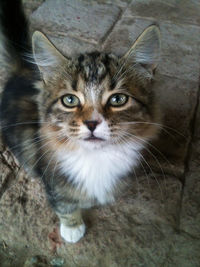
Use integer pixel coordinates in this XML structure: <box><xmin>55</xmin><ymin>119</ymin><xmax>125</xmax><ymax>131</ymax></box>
<box><xmin>0</xmin><ymin>0</ymin><xmax>161</xmax><ymax>243</ymax></box>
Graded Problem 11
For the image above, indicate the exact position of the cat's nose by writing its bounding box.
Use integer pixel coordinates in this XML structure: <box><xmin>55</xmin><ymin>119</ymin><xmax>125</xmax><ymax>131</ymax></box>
<box><xmin>84</xmin><ymin>120</ymin><xmax>100</xmax><ymax>132</ymax></box>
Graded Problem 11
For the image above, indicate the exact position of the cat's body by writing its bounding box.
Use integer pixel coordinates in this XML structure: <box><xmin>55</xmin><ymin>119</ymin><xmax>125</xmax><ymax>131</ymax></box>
<box><xmin>0</xmin><ymin>0</ymin><xmax>161</xmax><ymax>243</ymax></box>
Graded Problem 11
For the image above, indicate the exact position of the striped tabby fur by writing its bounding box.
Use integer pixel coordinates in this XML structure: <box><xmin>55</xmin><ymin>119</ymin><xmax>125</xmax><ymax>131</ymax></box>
<box><xmin>0</xmin><ymin>0</ymin><xmax>161</xmax><ymax>243</ymax></box>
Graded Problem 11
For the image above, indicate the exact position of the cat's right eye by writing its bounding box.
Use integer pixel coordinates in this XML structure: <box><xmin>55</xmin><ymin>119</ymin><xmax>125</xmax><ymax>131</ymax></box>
<box><xmin>61</xmin><ymin>94</ymin><xmax>80</xmax><ymax>108</ymax></box>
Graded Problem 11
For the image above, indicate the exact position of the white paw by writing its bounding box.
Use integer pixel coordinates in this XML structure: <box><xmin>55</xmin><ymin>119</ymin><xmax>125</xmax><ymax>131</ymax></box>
<box><xmin>60</xmin><ymin>223</ymin><xmax>86</xmax><ymax>243</ymax></box>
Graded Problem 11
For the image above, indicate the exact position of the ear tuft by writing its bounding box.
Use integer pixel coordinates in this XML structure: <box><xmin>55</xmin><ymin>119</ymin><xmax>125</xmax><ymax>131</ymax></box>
<box><xmin>32</xmin><ymin>31</ymin><xmax>68</xmax><ymax>82</ymax></box>
<box><xmin>123</xmin><ymin>25</ymin><xmax>161</xmax><ymax>72</ymax></box>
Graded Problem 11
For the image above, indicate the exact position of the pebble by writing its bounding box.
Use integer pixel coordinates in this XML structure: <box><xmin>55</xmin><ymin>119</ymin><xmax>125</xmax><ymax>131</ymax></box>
<box><xmin>50</xmin><ymin>257</ymin><xmax>65</xmax><ymax>266</ymax></box>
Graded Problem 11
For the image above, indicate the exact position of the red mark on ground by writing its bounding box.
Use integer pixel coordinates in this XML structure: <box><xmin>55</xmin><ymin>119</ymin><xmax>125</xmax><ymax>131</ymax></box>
<box><xmin>48</xmin><ymin>226</ymin><xmax>63</xmax><ymax>253</ymax></box>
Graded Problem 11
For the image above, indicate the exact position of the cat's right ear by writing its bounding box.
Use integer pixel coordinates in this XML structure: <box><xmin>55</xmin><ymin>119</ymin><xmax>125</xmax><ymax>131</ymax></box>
<box><xmin>32</xmin><ymin>31</ymin><xmax>70</xmax><ymax>83</ymax></box>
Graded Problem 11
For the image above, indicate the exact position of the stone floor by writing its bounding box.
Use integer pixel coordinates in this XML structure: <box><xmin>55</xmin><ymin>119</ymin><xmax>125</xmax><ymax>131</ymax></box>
<box><xmin>0</xmin><ymin>0</ymin><xmax>200</xmax><ymax>266</ymax></box>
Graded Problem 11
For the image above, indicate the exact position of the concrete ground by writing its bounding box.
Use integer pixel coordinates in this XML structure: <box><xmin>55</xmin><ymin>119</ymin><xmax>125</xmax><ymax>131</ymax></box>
<box><xmin>0</xmin><ymin>0</ymin><xmax>200</xmax><ymax>266</ymax></box>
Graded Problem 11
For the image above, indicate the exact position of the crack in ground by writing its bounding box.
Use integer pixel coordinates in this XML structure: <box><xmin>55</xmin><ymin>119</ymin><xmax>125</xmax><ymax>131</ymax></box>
<box><xmin>178</xmin><ymin>74</ymin><xmax>200</xmax><ymax>229</ymax></box>
<box><xmin>0</xmin><ymin>147</ymin><xmax>20</xmax><ymax>200</ymax></box>
<box><xmin>0</xmin><ymin>172</ymin><xmax>15</xmax><ymax>200</ymax></box>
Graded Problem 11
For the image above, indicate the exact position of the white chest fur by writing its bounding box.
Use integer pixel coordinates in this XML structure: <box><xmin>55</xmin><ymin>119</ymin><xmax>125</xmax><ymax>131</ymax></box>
<box><xmin>57</xmin><ymin>142</ymin><xmax>142</xmax><ymax>204</ymax></box>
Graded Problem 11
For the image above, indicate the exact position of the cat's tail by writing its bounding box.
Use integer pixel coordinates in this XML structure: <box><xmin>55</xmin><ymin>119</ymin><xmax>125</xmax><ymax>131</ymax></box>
<box><xmin>0</xmin><ymin>0</ymin><xmax>35</xmax><ymax>73</ymax></box>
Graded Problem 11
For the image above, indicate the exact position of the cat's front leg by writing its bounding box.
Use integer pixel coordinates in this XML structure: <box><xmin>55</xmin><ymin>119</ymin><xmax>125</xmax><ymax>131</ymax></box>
<box><xmin>57</xmin><ymin>209</ymin><xmax>86</xmax><ymax>243</ymax></box>
<box><xmin>43</xmin><ymin>173</ymin><xmax>86</xmax><ymax>243</ymax></box>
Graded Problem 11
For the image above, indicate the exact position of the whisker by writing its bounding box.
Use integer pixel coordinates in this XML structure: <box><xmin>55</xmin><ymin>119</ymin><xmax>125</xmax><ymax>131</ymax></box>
<box><xmin>50</xmin><ymin>137</ymin><xmax>76</xmax><ymax>190</ymax></box>
<box><xmin>117</xmin><ymin>133</ymin><xmax>164</xmax><ymax>197</ymax></box>
<box><xmin>117</xmin><ymin>130</ymin><xmax>167</xmax><ymax>196</ymax></box>
<box><xmin>41</xmin><ymin>134</ymin><xmax>73</xmax><ymax>184</ymax></box>
<box><xmin>121</xmin><ymin>130</ymin><xmax>176</xmax><ymax>177</ymax></box>
<box><xmin>117</xmin><ymin>121</ymin><xmax>186</xmax><ymax>140</ymax></box>
<box><xmin>5</xmin><ymin>137</ymin><xmax>61</xmax><ymax>196</ymax></box>
<box><xmin>6</xmin><ymin>132</ymin><xmax>49</xmax><ymax>152</ymax></box>
<box><xmin>0</xmin><ymin>120</ymin><xmax>64</xmax><ymax>130</ymax></box>
<box><xmin>12</xmin><ymin>132</ymin><xmax>68</xmax><ymax>194</ymax></box>
<box><xmin>116</xmin><ymin>134</ymin><xmax>149</xmax><ymax>193</ymax></box>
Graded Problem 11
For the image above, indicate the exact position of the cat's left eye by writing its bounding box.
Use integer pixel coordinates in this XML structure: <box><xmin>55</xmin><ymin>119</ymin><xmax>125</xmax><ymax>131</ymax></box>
<box><xmin>108</xmin><ymin>94</ymin><xmax>128</xmax><ymax>107</ymax></box>
<box><xmin>61</xmin><ymin>94</ymin><xmax>80</xmax><ymax>108</ymax></box>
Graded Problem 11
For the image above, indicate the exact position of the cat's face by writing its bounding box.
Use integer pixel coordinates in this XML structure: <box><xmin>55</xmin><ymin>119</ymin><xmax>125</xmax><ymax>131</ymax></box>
<box><xmin>33</xmin><ymin>26</ymin><xmax>161</xmax><ymax>151</ymax></box>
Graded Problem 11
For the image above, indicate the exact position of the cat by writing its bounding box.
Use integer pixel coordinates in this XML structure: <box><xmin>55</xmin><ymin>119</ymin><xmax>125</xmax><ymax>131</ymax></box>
<box><xmin>0</xmin><ymin>0</ymin><xmax>161</xmax><ymax>243</ymax></box>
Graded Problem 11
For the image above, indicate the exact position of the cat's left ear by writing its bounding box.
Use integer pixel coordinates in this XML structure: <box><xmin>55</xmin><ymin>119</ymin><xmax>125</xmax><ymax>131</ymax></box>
<box><xmin>122</xmin><ymin>25</ymin><xmax>161</xmax><ymax>75</ymax></box>
<box><xmin>32</xmin><ymin>31</ymin><xmax>70</xmax><ymax>83</ymax></box>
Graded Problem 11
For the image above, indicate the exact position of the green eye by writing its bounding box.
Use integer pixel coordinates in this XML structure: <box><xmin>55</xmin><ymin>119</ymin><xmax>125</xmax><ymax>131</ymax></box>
<box><xmin>61</xmin><ymin>94</ymin><xmax>80</xmax><ymax>108</ymax></box>
<box><xmin>109</xmin><ymin>94</ymin><xmax>128</xmax><ymax>107</ymax></box>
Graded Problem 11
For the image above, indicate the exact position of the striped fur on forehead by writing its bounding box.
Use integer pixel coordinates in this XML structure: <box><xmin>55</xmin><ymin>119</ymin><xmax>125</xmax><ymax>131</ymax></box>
<box><xmin>76</xmin><ymin>52</ymin><xmax>119</xmax><ymax>84</ymax></box>
<box><xmin>73</xmin><ymin>51</ymin><xmax>153</xmax><ymax>98</ymax></box>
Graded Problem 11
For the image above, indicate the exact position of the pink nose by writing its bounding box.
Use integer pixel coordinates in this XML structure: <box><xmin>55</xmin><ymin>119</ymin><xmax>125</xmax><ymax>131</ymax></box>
<box><xmin>84</xmin><ymin>120</ymin><xmax>99</xmax><ymax>132</ymax></box>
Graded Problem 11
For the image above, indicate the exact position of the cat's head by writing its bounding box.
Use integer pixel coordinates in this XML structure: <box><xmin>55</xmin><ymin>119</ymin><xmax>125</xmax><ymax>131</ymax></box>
<box><xmin>32</xmin><ymin>25</ymin><xmax>161</xmax><ymax>150</ymax></box>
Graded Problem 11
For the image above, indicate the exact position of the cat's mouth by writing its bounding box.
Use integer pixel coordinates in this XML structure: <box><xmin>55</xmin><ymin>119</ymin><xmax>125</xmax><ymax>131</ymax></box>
<box><xmin>84</xmin><ymin>135</ymin><xmax>105</xmax><ymax>142</ymax></box>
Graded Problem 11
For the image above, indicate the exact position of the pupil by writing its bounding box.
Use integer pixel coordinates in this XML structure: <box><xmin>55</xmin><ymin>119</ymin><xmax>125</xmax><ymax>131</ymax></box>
<box><xmin>113</xmin><ymin>95</ymin><xmax>123</xmax><ymax>104</ymax></box>
<box><xmin>115</xmin><ymin>95</ymin><xmax>121</xmax><ymax>103</ymax></box>
<box><xmin>110</xmin><ymin>94</ymin><xmax>127</xmax><ymax>106</ymax></box>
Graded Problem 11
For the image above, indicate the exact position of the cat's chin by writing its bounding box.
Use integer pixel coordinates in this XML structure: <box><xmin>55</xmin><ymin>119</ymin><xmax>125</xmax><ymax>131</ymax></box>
<box><xmin>79</xmin><ymin>138</ymin><xmax>107</xmax><ymax>150</ymax></box>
